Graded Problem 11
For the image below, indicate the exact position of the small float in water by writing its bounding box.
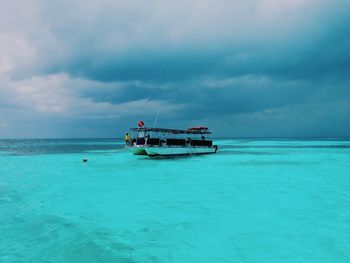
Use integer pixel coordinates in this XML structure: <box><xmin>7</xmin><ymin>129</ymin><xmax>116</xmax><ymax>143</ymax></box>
<box><xmin>127</xmin><ymin>121</ymin><xmax>218</xmax><ymax>157</ymax></box>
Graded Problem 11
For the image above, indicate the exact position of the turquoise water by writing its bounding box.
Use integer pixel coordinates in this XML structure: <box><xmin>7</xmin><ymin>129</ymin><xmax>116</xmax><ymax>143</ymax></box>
<box><xmin>1</xmin><ymin>138</ymin><xmax>350</xmax><ymax>262</ymax></box>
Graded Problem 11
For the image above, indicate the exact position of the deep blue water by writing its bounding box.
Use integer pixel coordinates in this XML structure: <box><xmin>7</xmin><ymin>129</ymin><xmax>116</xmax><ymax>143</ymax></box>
<box><xmin>1</xmin><ymin>138</ymin><xmax>350</xmax><ymax>262</ymax></box>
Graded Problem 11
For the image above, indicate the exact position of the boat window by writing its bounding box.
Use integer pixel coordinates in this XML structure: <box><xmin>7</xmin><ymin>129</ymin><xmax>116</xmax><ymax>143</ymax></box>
<box><xmin>191</xmin><ymin>140</ymin><xmax>212</xmax><ymax>147</ymax></box>
<box><xmin>166</xmin><ymin>139</ymin><xmax>186</xmax><ymax>146</ymax></box>
<box><xmin>147</xmin><ymin>138</ymin><xmax>160</xmax><ymax>146</ymax></box>
<box><xmin>136</xmin><ymin>138</ymin><xmax>145</xmax><ymax>145</ymax></box>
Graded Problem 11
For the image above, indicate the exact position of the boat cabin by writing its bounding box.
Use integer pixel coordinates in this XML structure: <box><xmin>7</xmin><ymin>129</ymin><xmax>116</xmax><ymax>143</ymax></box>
<box><xmin>130</xmin><ymin>127</ymin><xmax>213</xmax><ymax>147</ymax></box>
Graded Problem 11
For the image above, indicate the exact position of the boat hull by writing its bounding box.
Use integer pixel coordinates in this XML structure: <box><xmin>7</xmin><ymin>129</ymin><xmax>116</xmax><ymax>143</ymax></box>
<box><xmin>131</xmin><ymin>147</ymin><xmax>147</xmax><ymax>155</ymax></box>
<box><xmin>131</xmin><ymin>145</ymin><xmax>218</xmax><ymax>157</ymax></box>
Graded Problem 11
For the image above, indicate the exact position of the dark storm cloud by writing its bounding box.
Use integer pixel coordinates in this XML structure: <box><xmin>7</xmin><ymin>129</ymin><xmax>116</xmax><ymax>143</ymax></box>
<box><xmin>36</xmin><ymin>0</ymin><xmax>350</xmax><ymax>85</ymax></box>
<box><xmin>56</xmin><ymin>49</ymin><xmax>225</xmax><ymax>83</ymax></box>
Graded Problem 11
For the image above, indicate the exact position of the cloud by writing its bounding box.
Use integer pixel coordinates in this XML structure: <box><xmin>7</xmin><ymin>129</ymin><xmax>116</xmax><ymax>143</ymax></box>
<box><xmin>0</xmin><ymin>72</ymin><xmax>183</xmax><ymax>137</ymax></box>
<box><xmin>0</xmin><ymin>0</ymin><xmax>350</xmax><ymax>137</ymax></box>
<box><xmin>25</xmin><ymin>0</ymin><xmax>348</xmax><ymax>82</ymax></box>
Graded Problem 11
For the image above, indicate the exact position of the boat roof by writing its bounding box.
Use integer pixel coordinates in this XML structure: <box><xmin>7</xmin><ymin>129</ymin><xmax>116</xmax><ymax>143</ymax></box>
<box><xmin>130</xmin><ymin>127</ymin><xmax>211</xmax><ymax>134</ymax></box>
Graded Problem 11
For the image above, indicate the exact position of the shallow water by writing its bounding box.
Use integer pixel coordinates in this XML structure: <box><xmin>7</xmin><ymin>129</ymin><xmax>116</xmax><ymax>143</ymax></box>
<box><xmin>1</xmin><ymin>138</ymin><xmax>350</xmax><ymax>262</ymax></box>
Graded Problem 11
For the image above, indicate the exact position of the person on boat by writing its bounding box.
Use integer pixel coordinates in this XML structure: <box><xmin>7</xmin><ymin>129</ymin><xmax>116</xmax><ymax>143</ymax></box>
<box><xmin>125</xmin><ymin>133</ymin><xmax>131</xmax><ymax>145</ymax></box>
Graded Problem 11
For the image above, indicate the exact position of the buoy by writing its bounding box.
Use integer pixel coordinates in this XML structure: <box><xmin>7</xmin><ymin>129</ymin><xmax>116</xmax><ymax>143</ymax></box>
<box><xmin>83</xmin><ymin>158</ymin><xmax>88</xmax><ymax>162</ymax></box>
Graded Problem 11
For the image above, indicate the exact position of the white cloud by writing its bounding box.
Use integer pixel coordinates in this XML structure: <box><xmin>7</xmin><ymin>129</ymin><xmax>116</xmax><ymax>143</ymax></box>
<box><xmin>0</xmin><ymin>32</ymin><xmax>36</xmax><ymax>74</ymax></box>
<box><xmin>1</xmin><ymin>72</ymin><xmax>182</xmax><ymax>116</ymax></box>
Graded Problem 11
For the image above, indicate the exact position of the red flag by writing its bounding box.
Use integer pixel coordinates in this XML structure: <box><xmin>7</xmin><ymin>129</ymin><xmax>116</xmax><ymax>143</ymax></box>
<box><xmin>138</xmin><ymin>120</ymin><xmax>145</xmax><ymax>127</ymax></box>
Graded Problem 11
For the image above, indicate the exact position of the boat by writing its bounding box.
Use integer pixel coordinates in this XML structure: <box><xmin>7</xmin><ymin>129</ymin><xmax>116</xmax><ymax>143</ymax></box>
<box><xmin>127</xmin><ymin>122</ymin><xmax>218</xmax><ymax>157</ymax></box>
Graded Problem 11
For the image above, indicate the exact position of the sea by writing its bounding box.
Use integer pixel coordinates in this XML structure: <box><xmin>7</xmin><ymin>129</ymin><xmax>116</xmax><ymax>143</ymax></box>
<box><xmin>0</xmin><ymin>138</ymin><xmax>349</xmax><ymax>263</ymax></box>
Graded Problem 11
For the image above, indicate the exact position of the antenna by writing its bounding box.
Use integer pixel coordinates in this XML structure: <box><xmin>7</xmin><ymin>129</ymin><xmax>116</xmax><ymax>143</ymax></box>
<box><xmin>153</xmin><ymin>110</ymin><xmax>160</xmax><ymax>127</ymax></box>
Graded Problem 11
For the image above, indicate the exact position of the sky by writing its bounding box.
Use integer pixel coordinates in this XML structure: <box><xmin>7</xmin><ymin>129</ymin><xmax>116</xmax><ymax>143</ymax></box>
<box><xmin>0</xmin><ymin>0</ymin><xmax>350</xmax><ymax>138</ymax></box>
